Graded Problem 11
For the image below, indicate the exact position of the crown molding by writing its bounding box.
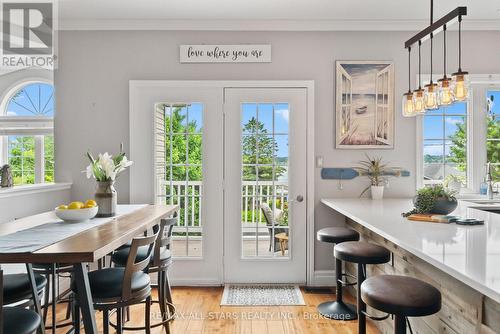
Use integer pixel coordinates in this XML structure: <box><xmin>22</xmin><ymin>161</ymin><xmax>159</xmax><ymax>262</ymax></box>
<box><xmin>58</xmin><ymin>19</ymin><xmax>500</xmax><ymax>31</ymax></box>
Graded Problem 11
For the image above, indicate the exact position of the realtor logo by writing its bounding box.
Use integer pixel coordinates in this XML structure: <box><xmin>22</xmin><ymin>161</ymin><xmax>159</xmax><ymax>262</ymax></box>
<box><xmin>1</xmin><ymin>0</ymin><xmax>56</xmax><ymax>70</ymax></box>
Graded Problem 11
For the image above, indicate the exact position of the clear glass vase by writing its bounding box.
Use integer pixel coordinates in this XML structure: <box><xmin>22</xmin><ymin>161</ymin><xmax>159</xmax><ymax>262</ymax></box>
<box><xmin>95</xmin><ymin>180</ymin><xmax>117</xmax><ymax>217</ymax></box>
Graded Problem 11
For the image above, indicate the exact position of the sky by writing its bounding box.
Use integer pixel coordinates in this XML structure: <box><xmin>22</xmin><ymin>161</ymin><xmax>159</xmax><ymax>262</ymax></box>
<box><xmin>6</xmin><ymin>83</ymin><xmax>53</xmax><ymax>117</ymax></box>
<box><xmin>341</xmin><ymin>63</ymin><xmax>390</xmax><ymax>95</ymax></box>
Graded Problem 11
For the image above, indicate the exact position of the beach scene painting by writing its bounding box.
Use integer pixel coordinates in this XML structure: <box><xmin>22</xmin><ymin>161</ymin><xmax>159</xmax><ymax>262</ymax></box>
<box><xmin>335</xmin><ymin>61</ymin><xmax>394</xmax><ymax>149</ymax></box>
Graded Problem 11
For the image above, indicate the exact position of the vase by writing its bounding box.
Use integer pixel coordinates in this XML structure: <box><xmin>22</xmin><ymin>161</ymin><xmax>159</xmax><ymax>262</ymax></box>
<box><xmin>371</xmin><ymin>185</ymin><xmax>384</xmax><ymax>200</ymax></box>
<box><xmin>95</xmin><ymin>181</ymin><xmax>117</xmax><ymax>217</ymax></box>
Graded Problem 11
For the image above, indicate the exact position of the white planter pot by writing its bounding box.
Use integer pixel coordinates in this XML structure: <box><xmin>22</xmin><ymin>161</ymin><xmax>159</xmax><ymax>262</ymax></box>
<box><xmin>371</xmin><ymin>186</ymin><xmax>384</xmax><ymax>200</ymax></box>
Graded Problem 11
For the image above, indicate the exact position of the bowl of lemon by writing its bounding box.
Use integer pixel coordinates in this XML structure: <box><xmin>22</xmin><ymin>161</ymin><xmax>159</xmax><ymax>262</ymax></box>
<box><xmin>55</xmin><ymin>200</ymin><xmax>98</xmax><ymax>222</ymax></box>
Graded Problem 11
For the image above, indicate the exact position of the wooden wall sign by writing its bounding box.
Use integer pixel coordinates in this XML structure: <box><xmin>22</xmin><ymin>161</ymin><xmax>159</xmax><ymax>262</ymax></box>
<box><xmin>179</xmin><ymin>45</ymin><xmax>271</xmax><ymax>63</ymax></box>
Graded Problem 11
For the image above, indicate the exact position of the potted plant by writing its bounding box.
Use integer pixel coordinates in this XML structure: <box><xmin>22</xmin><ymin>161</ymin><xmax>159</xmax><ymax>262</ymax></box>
<box><xmin>357</xmin><ymin>154</ymin><xmax>389</xmax><ymax>200</ymax></box>
<box><xmin>402</xmin><ymin>184</ymin><xmax>458</xmax><ymax>217</ymax></box>
<box><xmin>85</xmin><ymin>144</ymin><xmax>133</xmax><ymax>217</ymax></box>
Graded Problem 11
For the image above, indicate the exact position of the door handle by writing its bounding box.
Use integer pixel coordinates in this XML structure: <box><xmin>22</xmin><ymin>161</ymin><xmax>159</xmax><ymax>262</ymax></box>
<box><xmin>295</xmin><ymin>195</ymin><xmax>304</xmax><ymax>203</ymax></box>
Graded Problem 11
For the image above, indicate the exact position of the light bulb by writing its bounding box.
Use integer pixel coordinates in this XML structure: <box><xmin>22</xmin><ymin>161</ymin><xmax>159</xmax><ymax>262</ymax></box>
<box><xmin>413</xmin><ymin>89</ymin><xmax>425</xmax><ymax>114</ymax></box>
<box><xmin>402</xmin><ymin>92</ymin><xmax>415</xmax><ymax>117</ymax></box>
<box><xmin>452</xmin><ymin>71</ymin><xmax>469</xmax><ymax>101</ymax></box>
<box><xmin>424</xmin><ymin>82</ymin><xmax>439</xmax><ymax>110</ymax></box>
<box><xmin>438</xmin><ymin>77</ymin><xmax>454</xmax><ymax>106</ymax></box>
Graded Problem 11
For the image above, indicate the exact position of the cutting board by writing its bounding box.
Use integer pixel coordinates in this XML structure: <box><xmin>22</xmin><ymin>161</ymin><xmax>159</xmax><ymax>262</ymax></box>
<box><xmin>407</xmin><ymin>214</ymin><xmax>450</xmax><ymax>223</ymax></box>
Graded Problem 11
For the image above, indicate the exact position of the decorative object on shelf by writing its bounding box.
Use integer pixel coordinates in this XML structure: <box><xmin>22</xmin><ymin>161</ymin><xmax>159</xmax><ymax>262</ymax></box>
<box><xmin>0</xmin><ymin>164</ymin><xmax>13</xmax><ymax>188</ymax></box>
<box><xmin>320</xmin><ymin>167</ymin><xmax>410</xmax><ymax>180</ymax></box>
<box><xmin>402</xmin><ymin>184</ymin><xmax>457</xmax><ymax>217</ymax></box>
<box><xmin>335</xmin><ymin>61</ymin><xmax>394</xmax><ymax>149</ymax></box>
<box><xmin>356</xmin><ymin>154</ymin><xmax>392</xmax><ymax>200</ymax></box>
<box><xmin>402</xmin><ymin>0</ymin><xmax>468</xmax><ymax>116</ymax></box>
<box><xmin>85</xmin><ymin>144</ymin><xmax>133</xmax><ymax>217</ymax></box>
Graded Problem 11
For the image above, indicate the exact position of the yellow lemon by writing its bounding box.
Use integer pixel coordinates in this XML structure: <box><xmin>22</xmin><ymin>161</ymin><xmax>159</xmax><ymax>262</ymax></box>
<box><xmin>68</xmin><ymin>201</ymin><xmax>84</xmax><ymax>210</ymax></box>
<box><xmin>84</xmin><ymin>199</ymin><xmax>97</xmax><ymax>208</ymax></box>
<box><xmin>57</xmin><ymin>204</ymin><xmax>68</xmax><ymax>210</ymax></box>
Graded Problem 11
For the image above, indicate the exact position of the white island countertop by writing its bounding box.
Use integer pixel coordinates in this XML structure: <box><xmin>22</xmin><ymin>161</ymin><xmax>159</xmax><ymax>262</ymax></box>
<box><xmin>321</xmin><ymin>198</ymin><xmax>500</xmax><ymax>303</ymax></box>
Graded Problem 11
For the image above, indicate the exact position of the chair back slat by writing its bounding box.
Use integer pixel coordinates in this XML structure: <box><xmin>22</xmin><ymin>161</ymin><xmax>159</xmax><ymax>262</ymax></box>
<box><xmin>121</xmin><ymin>232</ymin><xmax>158</xmax><ymax>300</ymax></box>
<box><xmin>152</xmin><ymin>216</ymin><xmax>177</xmax><ymax>267</ymax></box>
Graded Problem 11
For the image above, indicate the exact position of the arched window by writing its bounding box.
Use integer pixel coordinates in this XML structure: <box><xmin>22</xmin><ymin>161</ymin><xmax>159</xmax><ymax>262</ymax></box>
<box><xmin>0</xmin><ymin>81</ymin><xmax>54</xmax><ymax>185</ymax></box>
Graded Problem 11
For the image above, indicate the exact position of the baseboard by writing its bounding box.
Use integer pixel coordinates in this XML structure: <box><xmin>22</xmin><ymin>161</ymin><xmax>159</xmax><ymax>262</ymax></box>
<box><xmin>307</xmin><ymin>270</ymin><xmax>335</xmax><ymax>287</ymax></box>
<box><xmin>168</xmin><ymin>278</ymin><xmax>223</xmax><ymax>286</ymax></box>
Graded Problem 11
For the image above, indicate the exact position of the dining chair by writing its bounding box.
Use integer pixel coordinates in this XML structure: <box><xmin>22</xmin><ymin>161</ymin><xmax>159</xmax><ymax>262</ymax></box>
<box><xmin>71</xmin><ymin>232</ymin><xmax>159</xmax><ymax>334</ymax></box>
<box><xmin>32</xmin><ymin>263</ymin><xmax>74</xmax><ymax>333</ymax></box>
<box><xmin>1</xmin><ymin>269</ymin><xmax>42</xmax><ymax>334</ymax></box>
<box><xmin>111</xmin><ymin>216</ymin><xmax>177</xmax><ymax>333</ymax></box>
<box><xmin>2</xmin><ymin>272</ymin><xmax>47</xmax><ymax>307</ymax></box>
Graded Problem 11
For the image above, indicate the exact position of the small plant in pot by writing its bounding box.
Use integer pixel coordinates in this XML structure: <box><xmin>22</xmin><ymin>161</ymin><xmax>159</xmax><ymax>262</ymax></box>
<box><xmin>357</xmin><ymin>154</ymin><xmax>389</xmax><ymax>200</ymax></box>
<box><xmin>402</xmin><ymin>184</ymin><xmax>458</xmax><ymax>217</ymax></box>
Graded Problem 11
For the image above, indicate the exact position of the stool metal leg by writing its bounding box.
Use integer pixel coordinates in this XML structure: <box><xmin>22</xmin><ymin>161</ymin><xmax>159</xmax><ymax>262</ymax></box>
<box><xmin>317</xmin><ymin>256</ymin><xmax>357</xmax><ymax>321</ymax></box>
<box><xmin>357</xmin><ymin>263</ymin><xmax>367</xmax><ymax>334</ymax></box>
<box><xmin>394</xmin><ymin>315</ymin><xmax>407</xmax><ymax>334</ymax></box>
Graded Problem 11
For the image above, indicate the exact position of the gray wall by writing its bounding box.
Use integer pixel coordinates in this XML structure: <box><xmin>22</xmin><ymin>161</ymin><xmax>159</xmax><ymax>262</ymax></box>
<box><xmin>55</xmin><ymin>30</ymin><xmax>500</xmax><ymax>271</ymax></box>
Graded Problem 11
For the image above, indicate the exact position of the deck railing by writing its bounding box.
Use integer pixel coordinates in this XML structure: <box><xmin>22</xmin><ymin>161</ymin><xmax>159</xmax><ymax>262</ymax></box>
<box><xmin>157</xmin><ymin>180</ymin><xmax>288</xmax><ymax>233</ymax></box>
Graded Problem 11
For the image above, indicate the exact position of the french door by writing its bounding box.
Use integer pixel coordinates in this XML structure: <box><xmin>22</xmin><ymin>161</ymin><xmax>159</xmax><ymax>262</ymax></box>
<box><xmin>224</xmin><ymin>88</ymin><xmax>307</xmax><ymax>283</ymax></box>
<box><xmin>130</xmin><ymin>82</ymin><xmax>309</xmax><ymax>285</ymax></box>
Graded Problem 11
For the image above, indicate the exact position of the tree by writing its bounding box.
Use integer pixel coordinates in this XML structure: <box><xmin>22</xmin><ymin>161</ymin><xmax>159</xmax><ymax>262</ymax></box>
<box><xmin>7</xmin><ymin>136</ymin><xmax>54</xmax><ymax>185</ymax></box>
<box><xmin>449</xmin><ymin>116</ymin><xmax>500</xmax><ymax>181</ymax></box>
<box><xmin>241</xmin><ymin>117</ymin><xmax>285</xmax><ymax>181</ymax></box>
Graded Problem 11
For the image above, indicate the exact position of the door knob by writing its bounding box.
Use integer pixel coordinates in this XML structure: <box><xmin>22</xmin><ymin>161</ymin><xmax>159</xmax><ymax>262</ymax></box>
<box><xmin>296</xmin><ymin>195</ymin><xmax>304</xmax><ymax>202</ymax></box>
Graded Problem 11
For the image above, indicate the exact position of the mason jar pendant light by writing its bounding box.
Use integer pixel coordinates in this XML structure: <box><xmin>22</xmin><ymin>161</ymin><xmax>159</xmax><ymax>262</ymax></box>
<box><xmin>424</xmin><ymin>33</ymin><xmax>439</xmax><ymax>110</ymax></box>
<box><xmin>402</xmin><ymin>47</ymin><xmax>415</xmax><ymax>117</ymax></box>
<box><xmin>413</xmin><ymin>40</ymin><xmax>426</xmax><ymax>114</ymax></box>
<box><xmin>452</xmin><ymin>15</ymin><xmax>469</xmax><ymax>101</ymax></box>
<box><xmin>438</xmin><ymin>24</ymin><xmax>454</xmax><ymax>106</ymax></box>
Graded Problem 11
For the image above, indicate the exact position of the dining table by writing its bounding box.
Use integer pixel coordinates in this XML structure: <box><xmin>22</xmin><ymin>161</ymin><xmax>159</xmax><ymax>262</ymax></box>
<box><xmin>0</xmin><ymin>204</ymin><xmax>178</xmax><ymax>334</ymax></box>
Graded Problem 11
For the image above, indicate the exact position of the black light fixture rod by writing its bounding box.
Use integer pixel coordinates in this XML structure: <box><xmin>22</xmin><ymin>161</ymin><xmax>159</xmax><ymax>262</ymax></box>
<box><xmin>443</xmin><ymin>24</ymin><xmax>447</xmax><ymax>76</ymax></box>
<box><xmin>404</xmin><ymin>7</ymin><xmax>467</xmax><ymax>49</ymax></box>
<box><xmin>430</xmin><ymin>0</ymin><xmax>434</xmax><ymax>25</ymax></box>
<box><xmin>408</xmin><ymin>46</ymin><xmax>411</xmax><ymax>92</ymax></box>
<box><xmin>430</xmin><ymin>33</ymin><xmax>433</xmax><ymax>82</ymax></box>
<box><xmin>418</xmin><ymin>40</ymin><xmax>422</xmax><ymax>89</ymax></box>
<box><xmin>458</xmin><ymin>15</ymin><xmax>462</xmax><ymax>72</ymax></box>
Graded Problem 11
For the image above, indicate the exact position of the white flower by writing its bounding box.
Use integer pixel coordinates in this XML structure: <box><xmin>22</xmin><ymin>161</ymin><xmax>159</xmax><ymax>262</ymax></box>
<box><xmin>85</xmin><ymin>164</ymin><xmax>94</xmax><ymax>179</ymax></box>
<box><xmin>98</xmin><ymin>153</ymin><xmax>117</xmax><ymax>180</ymax></box>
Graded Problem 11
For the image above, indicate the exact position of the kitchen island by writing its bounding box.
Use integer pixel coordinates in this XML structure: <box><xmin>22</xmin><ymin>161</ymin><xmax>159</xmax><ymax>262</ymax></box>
<box><xmin>322</xmin><ymin>198</ymin><xmax>500</xmax><ymax>334</ymax></box>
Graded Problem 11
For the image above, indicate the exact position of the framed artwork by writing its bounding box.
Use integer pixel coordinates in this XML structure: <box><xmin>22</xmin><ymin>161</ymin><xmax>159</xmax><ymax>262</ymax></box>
<box><xmin>335</xmin><ymin>61</ymin><xmax>394</xmax><ymax>149</ymax></box>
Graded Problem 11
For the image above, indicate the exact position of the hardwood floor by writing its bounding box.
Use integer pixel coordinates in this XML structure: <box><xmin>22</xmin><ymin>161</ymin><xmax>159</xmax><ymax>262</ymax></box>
<box><xmin>52</xmin><ymin>287</ymin><xmax>380</xmax><ymax>333</ymax></box>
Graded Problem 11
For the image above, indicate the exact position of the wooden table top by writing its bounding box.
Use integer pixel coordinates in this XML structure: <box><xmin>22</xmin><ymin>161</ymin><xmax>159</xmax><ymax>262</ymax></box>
<box><xmin>0</xmin><ymin>204</ymin><xmax>178</xmax><ymax>264</ymax></box>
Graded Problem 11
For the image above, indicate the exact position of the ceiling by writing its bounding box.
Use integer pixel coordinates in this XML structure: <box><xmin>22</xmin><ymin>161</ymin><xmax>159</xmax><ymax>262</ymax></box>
<box><xmin>57</xmin><ymin>0</ymin><xmax>500</xmax><ymax>30</ymax></box>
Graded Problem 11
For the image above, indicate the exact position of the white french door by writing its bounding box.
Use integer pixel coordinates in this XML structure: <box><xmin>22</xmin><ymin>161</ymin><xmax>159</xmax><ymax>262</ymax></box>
<box><xmin>130</xmin><ymin>82</ymin><xmax>310</xmax><ymax>285</ymax></box>
<box><xmin>224</xmin><ymin>88</ymin><xmax>307</xmax><ymax>283</ymax></box>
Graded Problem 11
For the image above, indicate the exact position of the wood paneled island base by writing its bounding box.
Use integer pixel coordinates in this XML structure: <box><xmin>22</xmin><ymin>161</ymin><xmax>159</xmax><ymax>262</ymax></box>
<box><xmin>344</xmin><ymin>217</ymin><xmax>497</xmax><ymax>334</ymax></box>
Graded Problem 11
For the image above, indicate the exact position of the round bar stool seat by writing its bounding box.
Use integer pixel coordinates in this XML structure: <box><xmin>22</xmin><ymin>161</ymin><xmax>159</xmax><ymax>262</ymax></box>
<box><xmin>334</xmin><ymin>241</ymin><xmax>391</xmax><ymax>334</ymax></box>
<box><xmin>316</xmin><ymin>227</ymin><xmax>360</xmax><ymax>321</ymax></box>
<box><xmin>334</xmin><ymin>241</ymin><xmax>391</xmax><ymax>264</ymax></box>
<box><xmin>3</xmin><ymin>307</ymin><xmax>41</xmax><ymax>334</ymax></box>
<box><xmin>317</xmin><ymin>227</ymin><xmax>360</xmax><ymax>244</ymax></box>
<box><xmin>361</xmin><ymin>275</ymin><xmax>441</xmax><ymax>334</ymax></box>
<box><xmin>3</xmin><ymin>273</ymin><xmax>47</xmax><ymax>305</ymax></box>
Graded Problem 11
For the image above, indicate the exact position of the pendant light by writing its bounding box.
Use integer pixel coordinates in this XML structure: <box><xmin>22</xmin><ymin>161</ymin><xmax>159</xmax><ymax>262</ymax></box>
<box><xmin>438</xmin><ymin>25</ymin><xmax>454</xmax><ymax>106</ymax></box>
<box><xmin>413</xmin><ymin>41</ymin><xmax>426</xmax><ymax>114</ymax></box>
<box><xmin>402</xmin><ymin>47</ymin><xmax>415</xmax><ymax>117</ymax></box>
<box><xmin>452</xmin><ymin>15</ymin><xmax>469</xmax><ymax>101</ymax></box>
<box><xmin>424</xmin><ymin>33</ymin><xmax>439</xmax><ymax>110</ymax></box>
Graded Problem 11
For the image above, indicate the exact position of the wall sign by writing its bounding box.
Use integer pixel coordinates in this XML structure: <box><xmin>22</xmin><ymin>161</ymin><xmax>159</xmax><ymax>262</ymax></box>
<box><xmin>179</xmin><ymin>45</ymin><xmax>271</xmax><ymax>63</ymax></box>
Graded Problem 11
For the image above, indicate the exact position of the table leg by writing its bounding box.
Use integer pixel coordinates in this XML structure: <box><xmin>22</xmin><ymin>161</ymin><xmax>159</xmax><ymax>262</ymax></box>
<box><xmin>73</xmin><ymin>263</ymin><xmax>97</xmax><ymax>334</ymax></box>
<box><xmin>26</xmin><ymin>264</ymin><xmax>46</xmax><ymax>334</ymax></box>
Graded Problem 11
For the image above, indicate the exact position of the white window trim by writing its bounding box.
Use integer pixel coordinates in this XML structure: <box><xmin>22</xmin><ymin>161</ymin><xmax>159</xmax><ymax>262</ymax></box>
<box><xmin>0</xmin><ymin>79</ymin><xmax>54</xmax><ymax>185</ymax></box>
<box><xmin>416</xmin><ymin>74</ymin><xmax>500</xmax><ymax>193</ymax></box>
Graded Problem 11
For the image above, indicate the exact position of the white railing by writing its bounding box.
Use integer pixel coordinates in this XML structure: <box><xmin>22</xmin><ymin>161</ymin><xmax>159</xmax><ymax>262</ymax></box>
<box><xmin>158</xmin><ymin>180</ymin><xmax>288</xmax><ymax>233</ymax></box>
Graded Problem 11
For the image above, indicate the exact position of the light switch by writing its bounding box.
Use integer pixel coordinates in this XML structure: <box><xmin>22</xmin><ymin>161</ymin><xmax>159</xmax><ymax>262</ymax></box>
<box><xmin>316</xmin><ymin>156</ymin><xmax>323</xmax><ymax>168</ymax></box>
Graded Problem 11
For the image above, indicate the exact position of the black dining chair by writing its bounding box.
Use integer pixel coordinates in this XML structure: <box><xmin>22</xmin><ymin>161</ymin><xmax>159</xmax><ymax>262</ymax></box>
<box><xmin>2</xmin><ymin>271</ymin><xmax>47</xmax><ymax>308</ymax></box>
<box><xmin>71</xmin><ymin>232</ymin><xmax>158</xmax><ymax>334</ymax></box>
<box><xmin>111</xmin><ymin>217</ymin><xmax>177</xmax><ymax>333</ymax></box>
<box><xmin>1</xmin><ymin>269</ymin><xmax>42</xmax><ymax>334</ymax></box>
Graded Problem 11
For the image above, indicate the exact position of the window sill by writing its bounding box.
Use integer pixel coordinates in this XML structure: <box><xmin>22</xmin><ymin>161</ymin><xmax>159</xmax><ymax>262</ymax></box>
<box><xmin>0</xmin><ymin>182</ymin><xmax>72</xmax><ymax>199</ymax></box>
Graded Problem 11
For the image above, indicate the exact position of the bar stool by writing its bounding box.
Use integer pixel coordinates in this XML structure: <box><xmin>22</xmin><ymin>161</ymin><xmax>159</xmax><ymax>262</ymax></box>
<box><xmin>361</xmin><ymin>275</ymin><xmax>441</xmax><ymax>334</ymax></box>
<box><xmin>334</xmin><ymin>241</ymin><xmax>390</xmax><ymax>334</ymax></box>
<box><xmin>316</xmin><ymin>227</ymin><xmax>360</xmax><ymax>320</ymax></box>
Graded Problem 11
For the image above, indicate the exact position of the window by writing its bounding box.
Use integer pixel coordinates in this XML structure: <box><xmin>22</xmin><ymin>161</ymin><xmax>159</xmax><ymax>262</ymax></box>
<box><xmin>0</xmin><ymin>82</ymin><xmax>54</xmax><ymax>185</ymax></box>
<box><xmin>487</xmin><ymin>90</ymin><xmax>500</xmax><ymax>184</ymax></box>
<box><xmin>422</xmin><ymin>102</ymin><xmax>468</xmax><ymax>187</ymax></box>
<box><xmin>155</xmin><ymin>103</ymin><xmax>203</xmax><ymax>257</ymax></box>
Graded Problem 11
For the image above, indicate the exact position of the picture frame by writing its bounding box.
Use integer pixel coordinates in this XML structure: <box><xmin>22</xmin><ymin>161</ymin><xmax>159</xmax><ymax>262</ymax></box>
<box><xmin>335</xmin><ymin>60</ymin><xmax>395</xmax><ymax>149</ymax></box>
